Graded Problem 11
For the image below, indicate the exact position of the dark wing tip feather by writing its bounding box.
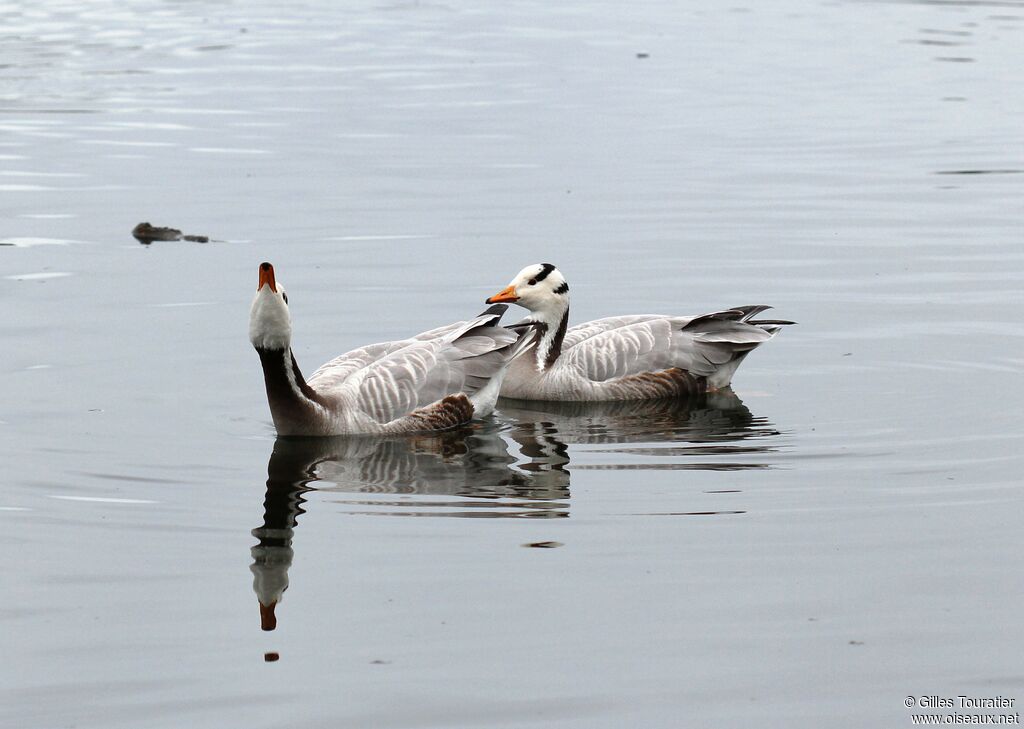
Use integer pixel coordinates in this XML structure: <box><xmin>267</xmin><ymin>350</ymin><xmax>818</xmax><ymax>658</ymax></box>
<box><xmin>734</xmin><ymin>305</ymin><xmax>773</xmax><ymax>320</ymax></box>
<box><xmin>688</xmin><ymin>306</ymin><xmax>794</xmax><ymax>329</ymax></box>
<box><xmin>477</xmin><ymin>303</ymin><xmax>508</xmax><ymax>324</ymax></box>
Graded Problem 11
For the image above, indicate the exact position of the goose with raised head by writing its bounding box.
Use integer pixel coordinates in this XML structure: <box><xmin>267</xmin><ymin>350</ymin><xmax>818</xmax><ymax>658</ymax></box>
<box><xmin>486</xmin><ymin>263</ymin><xmax>791</xmax><ymax>401</ymax></box>
<box><xmin>250</xmin><ymin>262</ymin><xmax>533</xmax><ymax>435</ymax></box>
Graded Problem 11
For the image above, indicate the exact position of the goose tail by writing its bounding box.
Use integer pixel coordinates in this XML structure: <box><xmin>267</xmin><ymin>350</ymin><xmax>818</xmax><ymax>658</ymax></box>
<box><xmin>682</xmin><ymin>306</ymin><xmax>794</xmax><ymax>389</ymax></box>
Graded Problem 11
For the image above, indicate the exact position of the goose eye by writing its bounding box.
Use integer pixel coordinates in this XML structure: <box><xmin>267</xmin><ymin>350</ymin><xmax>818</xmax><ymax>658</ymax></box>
<box><xmin>282</xmin><ymin>292</ymin><xmax>289</xmax><ymax>304</ymax></box>
<box><xmin>527</xmin><ymin>279</ymin><xmax>537</xmax><ymax>286</ymax></box>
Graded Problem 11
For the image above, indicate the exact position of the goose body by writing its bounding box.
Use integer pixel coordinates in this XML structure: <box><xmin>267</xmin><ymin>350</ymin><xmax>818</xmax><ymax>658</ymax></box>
<box><xmin>486</xmin><ymin>264</ymin><xmax>791</xmax><ymax>402</ymax></box>
<box><xmin>250</xmin><ymin>263</ymin><xmax>531</xmax><ymax>436</ymax></box>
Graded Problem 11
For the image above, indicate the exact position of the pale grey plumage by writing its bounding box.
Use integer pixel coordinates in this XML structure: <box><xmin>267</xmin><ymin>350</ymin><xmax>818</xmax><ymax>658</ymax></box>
<box><xmin>488</xmin><ymin>264</ymin><xmax>791</xmax><ymax>401</ymax></box>
<box><xmin>304</xmin><ymin>311</ymin><xmax>521</xmax><ymax>430</ymax></box>
<box><xmin>553</xmin><ymin>310</ymin><xmax>780</xmax><ymax>395</ymax></box>
<box><xmin>250</xmin><ymin>263</ymin><xmax>531</xmax><ymax>435</ymax></box>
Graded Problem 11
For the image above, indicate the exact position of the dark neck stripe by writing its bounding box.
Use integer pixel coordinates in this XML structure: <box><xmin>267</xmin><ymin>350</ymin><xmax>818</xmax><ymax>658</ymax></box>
<box><xmin>544</xmin><ymin>309</ymin><xmax>569</xmax><ymax>369</ymax></box>
<box><xmin>256</xmin><ymin>347</ymin><xmax>326</xmax><ymax>431</ymax></box>
<box><xmin>553</xmin><ymin>281</ymin><xmax>569</xmax><ymax>295</ymax></box>
<box><xmin>289</xmin><ymin>351</ymin><xmax>323</xmax><ymax>404</ymax></box>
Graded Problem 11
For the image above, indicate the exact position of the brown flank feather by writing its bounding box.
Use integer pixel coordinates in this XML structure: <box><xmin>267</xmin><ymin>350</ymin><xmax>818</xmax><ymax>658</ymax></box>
<box><xmin>613</xmin><ymin>367</ymin><xmax>708</xmax><ymax>399</ymax></box>
<box><xmin>406</xmin><ymin>394</ymin><xmax>475</xmax><ymax>431</ymax></box>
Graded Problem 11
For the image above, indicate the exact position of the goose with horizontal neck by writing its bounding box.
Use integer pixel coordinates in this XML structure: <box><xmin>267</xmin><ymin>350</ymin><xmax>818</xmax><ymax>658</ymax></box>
<box><xmin>486</xmin><ymin>263</ymin><xmax>792</xmax><ymax>401</ymax></box>
<box><xmin>250</xmin><ymin>262</ymin><xmax>532</xmax><ymax>435</ymax></box>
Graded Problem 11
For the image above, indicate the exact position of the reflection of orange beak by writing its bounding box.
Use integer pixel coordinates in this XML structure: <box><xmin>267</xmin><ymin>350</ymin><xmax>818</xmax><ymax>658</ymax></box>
<box><xmin>486</xmin><ymin>284</ymin><xmax>518</xmax><ymax>304</ymax></box>
<box><xmin>258</xmin><ymin>262</ymin><xmax>277</xmax><ymax>293</ymax></box>
<box><xmin>260</xmin><ymin>601</ymin><xmax>278</xmax><ymax>631</ymax></box>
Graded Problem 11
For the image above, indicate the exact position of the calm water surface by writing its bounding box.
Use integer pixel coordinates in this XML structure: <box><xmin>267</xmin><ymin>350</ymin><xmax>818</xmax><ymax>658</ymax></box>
<box><xmin>2</xmin><ymin>1</ymin><xmax>1023</xmax><ymax>727</ymax></box>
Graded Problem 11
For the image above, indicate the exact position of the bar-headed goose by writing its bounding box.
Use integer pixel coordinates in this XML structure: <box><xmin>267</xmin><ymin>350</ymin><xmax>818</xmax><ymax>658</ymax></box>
<box><xmin>486</xmin><ymin>264</ymin><xmax>791</xmax><ymax>401</ymax></box>
<box><xmin>250</xmin><ymin>262</ymin><xmax>532</xmax><ymax>435</ymax></box>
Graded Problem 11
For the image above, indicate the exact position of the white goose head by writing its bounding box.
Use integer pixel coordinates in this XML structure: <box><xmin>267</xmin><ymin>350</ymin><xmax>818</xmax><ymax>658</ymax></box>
<box><xmin>486</xmin><ymin>263</ymin><xmax>569</xmax><ymax>320</ymax></box>
<box><xmin>487</xmin><ymin>263</ymin><xmax>570</xmax><ymax>370</ymax></box>
<box><xmin>249</xmin><ymin>262</ymin><xmax>292</xmax><ymax>351</ymax></box>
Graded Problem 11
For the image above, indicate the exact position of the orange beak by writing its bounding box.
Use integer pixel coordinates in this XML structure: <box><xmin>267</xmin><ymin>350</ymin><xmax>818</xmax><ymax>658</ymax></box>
<box><xmin>258</xmin><ymin>262</ymin><xmax>277</xmax><ymax>293</ymax></box>
<box><xmin>486</xmin><ymin>284</ymin><xmax>519</xmax><ymax>304</ymax></box>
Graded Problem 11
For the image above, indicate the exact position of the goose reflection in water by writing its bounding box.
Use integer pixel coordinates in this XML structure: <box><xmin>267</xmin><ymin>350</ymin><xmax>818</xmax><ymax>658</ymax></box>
<box><xmin>250</xmin><ymin>424</ymin><xmax>570</xmax><ymax>631</ymax></box>
<box><xmin>500</xmin><ymin>389</ymin><xmax>780</xmax><ymax>470</ymax></box>
<box><xmin>250</xmin><ymin>390</ymin><xmax>779</xmax><ymax>631</ymax></box>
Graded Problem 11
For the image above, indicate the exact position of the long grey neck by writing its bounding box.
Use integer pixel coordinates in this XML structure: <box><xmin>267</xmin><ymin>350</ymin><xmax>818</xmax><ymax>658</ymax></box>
<box><xmin>527</xmin><ymin>306</ymin><xmax>570</xmax><ymax>371</ymax></box>
<box><xmin>255</xmin><ymin>347</ymin><xmax>327</xmax><ymax>435</ymax></box>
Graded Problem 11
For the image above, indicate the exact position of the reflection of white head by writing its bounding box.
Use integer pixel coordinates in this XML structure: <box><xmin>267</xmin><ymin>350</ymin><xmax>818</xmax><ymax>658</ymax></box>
<box><xmin>250</xmin><ymin>543</ymin><xmax>292</xmax><ymax>631</ymax></box>
<box><xmin>249</xmin><ymin>262</ymin><xmax>291</xmax><ymax>351</ymax></box>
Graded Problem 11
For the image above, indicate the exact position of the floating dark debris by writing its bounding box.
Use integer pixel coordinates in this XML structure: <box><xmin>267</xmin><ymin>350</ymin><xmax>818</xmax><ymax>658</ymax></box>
<box><xmin>908</xmin><ymin>39</ymin><xmax>962</xmax><ymax>46</ymax></box>
<box><xmin>132</xmin><ymin>222</ymin><xmax>210</xmax><ymax>244</ymax></box>
<box><xmin>935</xmin><ymin>169</ymin><xmax>1022</xmax><ymax>175</ymax></box>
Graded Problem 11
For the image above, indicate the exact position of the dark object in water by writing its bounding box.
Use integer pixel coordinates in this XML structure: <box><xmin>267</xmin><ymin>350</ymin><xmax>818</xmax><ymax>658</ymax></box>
<box><xmin>132</xmin><ymin>222</ymin><xmax>210</xmax><ymax>244</ymax></box>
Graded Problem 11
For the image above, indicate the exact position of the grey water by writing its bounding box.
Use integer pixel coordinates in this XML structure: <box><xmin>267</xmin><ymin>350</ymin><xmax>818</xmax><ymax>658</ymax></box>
<box><xmin>2</xmin><ymin>0</ymin><xmax>1023</xmax><ymax>727</ymax></box>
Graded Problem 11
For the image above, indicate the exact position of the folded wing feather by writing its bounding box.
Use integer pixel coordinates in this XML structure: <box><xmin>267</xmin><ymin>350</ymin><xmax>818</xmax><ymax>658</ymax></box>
<box><xmin>307</xmin><ymin>308</ymin><xmax>518</xmax><ymax>425</ymax></box>
<box><xmin>561</xmin><ymin>311</ymin><xmax>781</xmax><ymax>386</ymax></box>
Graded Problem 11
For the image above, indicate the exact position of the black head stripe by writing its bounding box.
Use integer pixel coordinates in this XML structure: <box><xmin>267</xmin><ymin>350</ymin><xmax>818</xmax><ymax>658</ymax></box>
<box><xmin>534</xmin><ymin>263</ymin><xmax>556</xmax><ymax>283</ymax></box>
<box><xmin>553</xmin><ymin>281</ymin><xmax>569</xmax><ymax>295</ymax></box>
